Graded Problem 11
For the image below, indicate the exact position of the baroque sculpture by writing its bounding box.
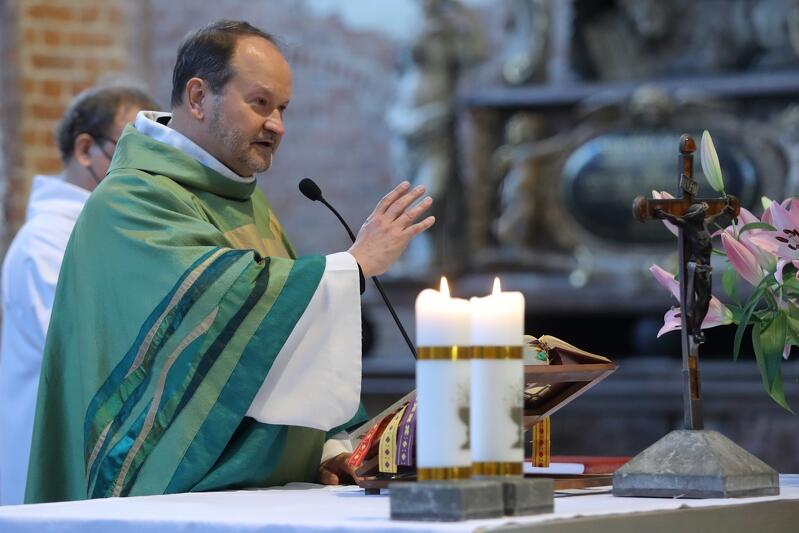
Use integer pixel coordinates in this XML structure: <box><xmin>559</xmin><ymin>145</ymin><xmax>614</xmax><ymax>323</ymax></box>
<box><xmin>502</xmin><ymin>0</ymin><xmax>550</xmax><ymax>85</ymax></box>
<box><xmin>578</xmin><ymin>0</ymin><xmax>799</xmax><ymax>81</ymax></box>
<box><xmin>493</xmin><ymin>112</ymin><xmax>560</xmax><ymax>248</ymax></box>
<box><xmin>386</xmin><ymin>0</ymin><xmax>486</xmax><ymax>273</ymax></box>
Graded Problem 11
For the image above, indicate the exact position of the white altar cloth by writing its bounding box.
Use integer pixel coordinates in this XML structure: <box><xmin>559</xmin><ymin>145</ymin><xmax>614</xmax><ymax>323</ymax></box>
<box><xmin>0</xmin><ymin>475</ymin><xmax>797</xmax><ymax>532</ymax></box>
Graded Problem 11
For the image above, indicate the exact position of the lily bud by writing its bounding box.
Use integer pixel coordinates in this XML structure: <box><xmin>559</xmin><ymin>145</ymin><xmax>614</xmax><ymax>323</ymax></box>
<box><xmin>721</xmin><ymin>232</ymin><xmax>763</xmax><ymax>287</ymax></box>
<box><xmin>700</xmin><ymin>130</ymin><xmax>725</xmax><ymax>194</ymax></box>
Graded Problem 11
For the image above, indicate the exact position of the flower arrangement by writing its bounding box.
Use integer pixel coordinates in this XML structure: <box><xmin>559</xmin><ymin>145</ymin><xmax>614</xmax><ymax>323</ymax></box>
<box><xmin>651</xmin><ymin>131</ymin><xmax>795</xmax><ymax>411</ymax></box>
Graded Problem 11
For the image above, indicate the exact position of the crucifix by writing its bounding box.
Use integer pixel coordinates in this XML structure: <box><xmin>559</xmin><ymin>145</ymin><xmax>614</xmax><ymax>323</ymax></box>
<box><xmin>632</xmin><ymin>134</ymin><xmax>740</xmax><ymax>430</ymax></box>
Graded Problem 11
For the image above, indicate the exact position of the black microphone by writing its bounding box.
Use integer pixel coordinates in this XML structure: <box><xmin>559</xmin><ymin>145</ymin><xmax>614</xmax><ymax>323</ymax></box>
<box><xmin>299</xmin><ymin>178</ymin><xmax>417</xmax><ymax>360</ymax></box>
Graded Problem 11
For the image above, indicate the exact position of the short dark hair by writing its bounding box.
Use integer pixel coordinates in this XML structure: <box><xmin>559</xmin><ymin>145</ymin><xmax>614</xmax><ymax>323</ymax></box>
<box><xmin>170</xmin><ymin>20</ymin><xmax>281</xmax><ymax>107</ymax></box>
<box><xmin>56</xmin><ymin>84</ymin><xmax>158</xmax><ymax>163</ymax></box>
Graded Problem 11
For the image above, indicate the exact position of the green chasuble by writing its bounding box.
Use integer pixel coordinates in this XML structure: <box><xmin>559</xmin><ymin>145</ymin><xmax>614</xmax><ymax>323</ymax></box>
<box><xmin>25</xmin><ymin>125</ymin><xmax>367</xmax><ymax>503</ymax></box>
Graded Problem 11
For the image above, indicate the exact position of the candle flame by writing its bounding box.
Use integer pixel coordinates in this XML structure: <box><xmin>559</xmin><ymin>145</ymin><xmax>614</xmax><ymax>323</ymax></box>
<box><xmin>492</xmin><ymin>277</ymin><xmax>501</xmax><ymax>295</ymax></box>
<box><xmin>440</xmin><ymin>276</ymin><xmax>450</xmax><ymax>298</ymax></box>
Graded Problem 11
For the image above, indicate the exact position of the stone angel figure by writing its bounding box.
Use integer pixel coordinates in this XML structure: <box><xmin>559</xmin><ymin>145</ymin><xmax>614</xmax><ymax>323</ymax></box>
<box><xmin>386</xmin><ymin>0</ymin><xmax>487</xmax><ymax>273</ymax></box>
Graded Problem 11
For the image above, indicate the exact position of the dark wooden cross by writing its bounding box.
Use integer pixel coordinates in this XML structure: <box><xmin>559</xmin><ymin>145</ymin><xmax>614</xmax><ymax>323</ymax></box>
<box><xmin>632</xmin><ymin>134</ymin><xmax>740</xmax><ymax>430</ymax></box>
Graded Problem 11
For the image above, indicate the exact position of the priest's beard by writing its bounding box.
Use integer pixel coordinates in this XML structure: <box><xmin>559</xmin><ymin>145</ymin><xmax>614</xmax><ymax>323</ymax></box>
<box><xmin>208</xmin><ymin>106</ymin><xmax>274</xmax><ymax>177</ymax></box>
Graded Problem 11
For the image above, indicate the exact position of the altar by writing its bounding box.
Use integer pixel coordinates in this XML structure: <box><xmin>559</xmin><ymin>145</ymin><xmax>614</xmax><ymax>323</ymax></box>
<box><xmin>0</xmin><ymin>475</ymin><xmax>796</xmax><ymax>532</ymax></box>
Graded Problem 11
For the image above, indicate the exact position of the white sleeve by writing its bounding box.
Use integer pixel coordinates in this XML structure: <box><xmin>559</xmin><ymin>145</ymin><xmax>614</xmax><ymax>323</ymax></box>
<box><xmin>24</xmin><ymin>253</ymin><xmax>59</xmax><ymax>344</ymax></box>
<box><xmin>2</xmin><ymin>231</ymin><xmax>62</xmax><ymax>353</ymax></box>
<box><xmin>245</xmin><ymin>252</ymin><xmax>362</xmax><ymax>431</ymax></box>
<box><xmin>320</xmin><ymin>432</ymin><xmax>354</xmax><ymax>464</ymax></box>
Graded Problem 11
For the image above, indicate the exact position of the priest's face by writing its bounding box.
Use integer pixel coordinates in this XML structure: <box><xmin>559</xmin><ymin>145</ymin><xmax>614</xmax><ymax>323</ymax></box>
<box><xmin>205</xmin><ymin>36</ymin><xmax>291</xmax><ymax>177</ymax></box>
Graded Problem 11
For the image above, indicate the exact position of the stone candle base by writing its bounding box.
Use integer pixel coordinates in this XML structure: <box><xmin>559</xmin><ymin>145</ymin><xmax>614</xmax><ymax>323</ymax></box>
<box><xmin>390</xmin><ymin>480</ymin><xmax>503</xmax><ymax>521</ymax></box>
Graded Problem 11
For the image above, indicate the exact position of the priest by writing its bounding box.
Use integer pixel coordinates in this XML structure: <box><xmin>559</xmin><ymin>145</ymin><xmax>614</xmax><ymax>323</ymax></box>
<box><xmin>25</xmin><ymin>20</ymin><xmax>434</xmax><ymax>503</ymax></box>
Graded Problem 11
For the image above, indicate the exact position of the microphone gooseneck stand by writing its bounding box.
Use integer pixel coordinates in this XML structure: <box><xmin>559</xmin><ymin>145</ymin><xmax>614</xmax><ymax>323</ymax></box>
<box><xmin>299</xmin><ymin>178</ymin><xmax>418</xmax><ymax>360</ymax></box>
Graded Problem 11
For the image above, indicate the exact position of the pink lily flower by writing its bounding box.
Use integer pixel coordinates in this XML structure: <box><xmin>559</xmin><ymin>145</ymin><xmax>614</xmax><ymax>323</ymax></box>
<box><xmin>736</xmin><ymin>206</ymin><xmax>761</xmax><ymax>226</ymax></box>
<box><xmin>721</xmin><ymin>232</ymin><xmax>763</xmax><ymax>286</ymax></box>
<box><xmin>748</xmin><ymin>229</ymin><xmax>799</xmax><ymax>264</ymax></box>
<box><xmin>740</xmin><ymin>231</ymin><xmax>777</xmax><ymax>272</ymax></box>
<box><xmin>746</xmin><ymin>199</ymin><xmax>799</xmax><ymax>281</ymax></box>
<box><xmin>765</xmin><ymin>199</ymin><xmax>799</xmax><ymax>234</ymax></box>
<box><xmin>716</xmin><ymin>226</ymin><xmax>775</xmax><ymax>274</ymax></box>
<box><xmin>714</xmin><ymin>207</ymin><xmax>775</xmax><ymax>271</ymax></box>
<box><xmin>651</xmin><ymin>190</ymin><xmax>678</xmax><ymax>236</ymax></box>
<box><xmin>650</xmin><ymin>264</ymin><xmax>680</xmax><ymax>300</ymax></box>
<box><xmin>761</xmin><ymin>196</ymin><xmax>774</xmax><ymax>225</ymax></box>
<box><xmin>650</xmin><ymin>264</ymin><xmax>733</xmax><ymax>337</ymax></box>
<box><xmin>747</xmin><ymin>231</ymin><xmax>799</xmax><ymax>284</ymax></box>
<box><xmin>657</xmin><ymin>300</ymin><xmax>734</xmax><ymax>337</ymax></box>
<box><xmin>747</xmin><ymin>232</ymin><xmax>782</xmax><ymax>256</ymax></box>
<box><xmin>712</xmin><ymin>207</ymin><xmax>756</xmax><ymax>238</ymax></box>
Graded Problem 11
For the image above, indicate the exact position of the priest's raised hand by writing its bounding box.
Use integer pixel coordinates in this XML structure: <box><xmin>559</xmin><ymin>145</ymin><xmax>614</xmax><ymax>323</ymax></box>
<box><xmin>348</xmin><ymin>181</ymin><xmax>435</xmax><ymax>277</ymax></box>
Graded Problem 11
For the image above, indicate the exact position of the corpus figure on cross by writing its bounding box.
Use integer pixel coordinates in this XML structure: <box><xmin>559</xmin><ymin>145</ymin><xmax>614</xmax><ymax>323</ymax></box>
<box><xmin>654</xmin><ymin>199</ymin><xmax>736</xmax><ymax>344</ymax></box>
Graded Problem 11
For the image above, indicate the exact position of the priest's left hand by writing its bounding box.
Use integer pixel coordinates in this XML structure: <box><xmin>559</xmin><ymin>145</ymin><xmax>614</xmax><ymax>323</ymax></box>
<box><xmin>318</xmin><ymin>452</ymin><xmax>361</xmax><ymax>485</ymax></box>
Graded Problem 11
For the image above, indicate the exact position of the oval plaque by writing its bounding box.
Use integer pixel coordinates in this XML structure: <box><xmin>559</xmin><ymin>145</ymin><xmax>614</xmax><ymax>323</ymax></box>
<box><xmin>560</xmin><ymin>132</ymin><xmax>759</xmax><ymax>244</ymax></box>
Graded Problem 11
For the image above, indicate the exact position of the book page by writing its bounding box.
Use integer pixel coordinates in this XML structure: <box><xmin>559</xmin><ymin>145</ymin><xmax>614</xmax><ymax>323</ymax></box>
<box><xmin>540</xmin><ymin>335</ymin><xmax>612</xmax><ymax>363</ymax></box>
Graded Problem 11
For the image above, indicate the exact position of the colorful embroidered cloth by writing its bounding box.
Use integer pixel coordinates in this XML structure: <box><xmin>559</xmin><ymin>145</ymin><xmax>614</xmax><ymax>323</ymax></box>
<box><xmin>396</xmin><ymin>397</ymin><xmax>417</xmax><ymax>467</ymax></box>
<box><xmin>531</xmin><ymin>417</ymin><xmax>551</xmax><ymax>467</ymax></box>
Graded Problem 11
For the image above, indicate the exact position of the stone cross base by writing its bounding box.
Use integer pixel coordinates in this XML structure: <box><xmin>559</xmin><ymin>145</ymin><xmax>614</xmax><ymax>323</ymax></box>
<box><xmin>612</xmin><ymin>430</ymin><xmax>780</xmax><ymax>498</ymax></box>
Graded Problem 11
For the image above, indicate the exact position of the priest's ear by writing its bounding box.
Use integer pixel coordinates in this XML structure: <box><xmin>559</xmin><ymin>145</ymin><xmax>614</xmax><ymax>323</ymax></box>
<box><xmin>184</xmin><ymin>77</ymin><xmax>208</xmax><ymax>120</ymax></box>
<box><xmin>72</xmin><ymin>132</ymin><xmax>95</xmax><ymax>168</ymax></box>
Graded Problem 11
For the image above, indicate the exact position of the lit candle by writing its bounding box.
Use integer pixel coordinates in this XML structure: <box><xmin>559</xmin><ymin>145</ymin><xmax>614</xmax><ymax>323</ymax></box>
<box><xmin>469</xmin><ymin>277</ymin><xmax>525</xmax><ymax>346</ymax></box>
<box><xmin>470</xmin><ymin>277</ymin><xmax>525</xmax><ymax>477</ymax></box>
<box><xmin>415</xmin><ymin>277</ymin><xmax>472</xmax><ymax>480</ymax></box>
<box><xmin>415</xmin><ymin>277</ymin><xmax>471</xmax><ymax>346</ymax></box>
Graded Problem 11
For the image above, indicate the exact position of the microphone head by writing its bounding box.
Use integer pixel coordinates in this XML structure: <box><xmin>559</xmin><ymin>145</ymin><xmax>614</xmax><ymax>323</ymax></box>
<box><xmin>299</xmin><ymin>178</ymin><xmax>323</xmax><ymax>201</ymax></box>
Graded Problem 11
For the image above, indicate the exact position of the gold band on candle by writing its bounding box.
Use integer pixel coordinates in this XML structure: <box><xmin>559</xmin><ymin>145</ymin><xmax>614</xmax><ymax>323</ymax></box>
<box><xmin>471</xmin><ymin>462</ymin><xmax>523</xmax><ymax>477</ymax></box>
<box><xmin>417</xmin><ymin>346</ymin><xmax>473</xmax><ymax>360</ymax></box>
<box><xmin>472</xmin><ymin>346</ymin><xmax>522</xmax><ymax>360</ymax></box>
<box><xmin>417</xmin><ymin>466</ymin><xmax>472</xmax><ymax>480</ymax></box>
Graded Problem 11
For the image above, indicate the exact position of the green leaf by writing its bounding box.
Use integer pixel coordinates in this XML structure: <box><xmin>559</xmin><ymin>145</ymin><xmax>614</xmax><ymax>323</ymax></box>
<box><xmin>752</xmin><ymin>316</ymin><xmax>794</xmax><ymax>412</ymax></box>
<box><xmin>733</xmin><ymin>287</ymin><xmax>765</xmax><ymax>360</ymax></box>
<box><xmin>787</xmin><ymin>314</ymin><xmax>799</xmax><ymax>336</ymax></box>
<box><xmin>757</xmin><ymin>313</ymin><xmax>786</xmax><ymax>376</ymax></box>
<box><xmin>786</xmin><ymin>308</ymin><xmax>799</xmax><ymax>346</ymax></box>
<box><xmin>782</xmin><ymin>276</ymin><xmax>799</xmax><ymax>295</ymax></box>
<box><xmin>787</xmin><ymin>329</ymin><xmax>799</xmax><ymax>348</ymax></box>
<box><xmin>738</xmin><ymin>222</ymin><xmax>777</xmax><ymax>234</ymax></box>
<box><xmin>728</xmin><ymin>304</ymin><xmax>744</xmax><ymax>323</ymax></box>
<box><xmin>722</xmin><ymin>266</ymin><xmax>738</xmax><ymax>302</ymax></box>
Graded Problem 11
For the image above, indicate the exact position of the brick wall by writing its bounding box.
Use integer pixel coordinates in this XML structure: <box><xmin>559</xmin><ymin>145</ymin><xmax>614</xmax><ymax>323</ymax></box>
<box><xmin>0</xmin><ymin>0</ymin><xmax>21</xmax><ymax>249</ymax></box>
<box><xmin>2</xmin><ymin>0</ymin><xmax>133</xmax><ymax>245</ymax></box>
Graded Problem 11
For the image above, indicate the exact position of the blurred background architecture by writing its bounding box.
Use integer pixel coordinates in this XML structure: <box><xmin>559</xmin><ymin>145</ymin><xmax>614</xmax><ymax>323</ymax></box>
<box><xmin>1</xmin><ymin>0</ymin><xmax>798</xmax><ymax>470</ymax></box>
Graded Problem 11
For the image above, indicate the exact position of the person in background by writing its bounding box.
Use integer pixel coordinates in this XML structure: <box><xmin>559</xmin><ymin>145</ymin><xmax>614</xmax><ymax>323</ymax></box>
<box><xmin>0</xmin><ymin>83</ymin><xmax>158</xmax><ymax>505</ymax></box>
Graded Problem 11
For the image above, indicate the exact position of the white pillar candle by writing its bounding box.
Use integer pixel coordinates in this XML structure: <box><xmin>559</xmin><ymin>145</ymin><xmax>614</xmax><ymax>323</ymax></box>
<box><xmin>415</xmin><ymin>277</ymin><xmax>472</xmax><ymax>480</ymax></box>
<box><xmin>469</xmin><ymin>277</ymin><xmax>525</xmax><ymax>476</ymax></box>
<box><xmin>416</xmin><ymin>357</ymin><xmax>471</xmax><ymax>476</ymax></box>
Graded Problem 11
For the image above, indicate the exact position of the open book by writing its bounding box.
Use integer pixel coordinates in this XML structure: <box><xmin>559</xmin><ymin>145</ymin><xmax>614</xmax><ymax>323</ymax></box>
<box><xmin>521</xmin><ymin>335</ymin><xmax>615</xmax><ymax>426</ymax></box>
